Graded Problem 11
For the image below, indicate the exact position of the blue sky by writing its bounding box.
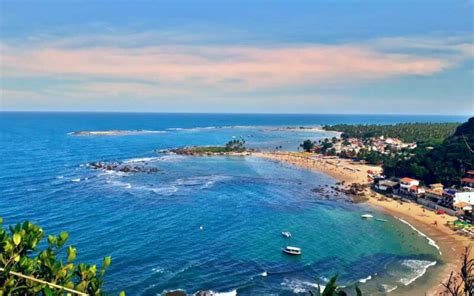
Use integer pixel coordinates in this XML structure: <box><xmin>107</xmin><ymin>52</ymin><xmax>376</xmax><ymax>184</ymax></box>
<box><xmin>1</xmin><ymin>0</ymin><xmax>473</xmax><ymax>114</ymax></box>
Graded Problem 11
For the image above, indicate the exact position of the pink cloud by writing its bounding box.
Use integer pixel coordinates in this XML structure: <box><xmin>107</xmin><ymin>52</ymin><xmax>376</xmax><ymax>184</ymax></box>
<box><xmin>1</xmin><ymin>41</ymin><xmax>458</xmax><ymax>92</ymax></box>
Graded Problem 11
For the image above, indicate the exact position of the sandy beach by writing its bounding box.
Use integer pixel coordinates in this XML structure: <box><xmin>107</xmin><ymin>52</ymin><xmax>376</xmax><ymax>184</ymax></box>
<box><xmin>253</xmin><ymin>151</ymin><xmax>473</xmax><ymax>295</ymax></box>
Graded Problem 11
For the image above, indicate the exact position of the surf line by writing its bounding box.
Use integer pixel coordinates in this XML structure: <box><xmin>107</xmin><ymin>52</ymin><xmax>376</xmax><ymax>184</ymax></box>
<box><xmin>395</xmin><ymin>216</ymin><xmax>442</xmax><ymax>255</ymax></box>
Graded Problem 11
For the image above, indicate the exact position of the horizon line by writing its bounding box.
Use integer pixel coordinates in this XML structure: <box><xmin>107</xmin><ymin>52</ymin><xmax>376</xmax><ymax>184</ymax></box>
<box><xmin>0</xmin><ymin>110</ymin><xmax>472</xmax><ymax>117</ymax></box>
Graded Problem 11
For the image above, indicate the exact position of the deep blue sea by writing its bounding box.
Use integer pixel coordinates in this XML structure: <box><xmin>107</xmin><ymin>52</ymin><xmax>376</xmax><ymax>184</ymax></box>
<box><xmin>0</xmin><ymin>113</ymin><xmax>468</xmax><ymax>295</ymax></box>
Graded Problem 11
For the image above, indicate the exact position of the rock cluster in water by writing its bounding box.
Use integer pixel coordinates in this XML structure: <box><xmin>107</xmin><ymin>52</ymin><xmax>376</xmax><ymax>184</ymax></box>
<box><xmin>87</xmin><ymin>162</ymin><xmax>160</xmax><ymax>174</ymax></box>
<box><xmin>311</xmin><ymin>182</ymin><xmax>369</xmax><ymax>203</ymax></box>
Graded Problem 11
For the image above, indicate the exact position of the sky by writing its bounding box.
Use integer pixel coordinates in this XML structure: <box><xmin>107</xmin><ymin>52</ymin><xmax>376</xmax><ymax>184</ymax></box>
<box><xmin>0</xmin><ymin>0</ymin><xmax>473</xmax><ymax>114</ymax></box>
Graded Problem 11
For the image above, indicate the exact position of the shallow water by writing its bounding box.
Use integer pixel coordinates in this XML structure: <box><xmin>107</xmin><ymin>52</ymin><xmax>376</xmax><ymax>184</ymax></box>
<box><xmin>0</xmin><ymin>113</ymin><xmax>467</xmax><ymax>295</ymax></box>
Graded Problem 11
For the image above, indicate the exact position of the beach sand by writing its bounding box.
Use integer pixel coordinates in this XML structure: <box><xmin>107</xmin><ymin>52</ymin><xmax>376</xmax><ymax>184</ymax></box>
<box><xmin>253</xmin><ymin>151</ymin><xmax>473</xmax><ymax>295</ymax></box>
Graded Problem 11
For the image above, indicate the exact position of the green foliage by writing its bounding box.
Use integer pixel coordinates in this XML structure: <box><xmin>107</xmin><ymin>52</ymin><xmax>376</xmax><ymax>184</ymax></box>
<box><xmin>309</xmin><ymin>275</ymin><xmax>362</xmax><ymax>296</ymax></box>
<box><xmin>300</xmin><ymin>139</ymin><xmax>315</xmax><ymax>152</ymax></box>
<box><xmin>224</xmin><ymin>139</ymin><xmax>246</xmax><ymax>152</ymax></box>
<box><xmin>324</xmin><ymin>122</ymin><xmax>459</xmax><ymax>144</ymax></box>
<box><xmin>383</xmin><ymin>117</ymin><xmax>474</xmax><ymax>186</ymax></box>
<box><xmin>0</xmin><ymin>218</ymin><xmax>121</xmax><ymax>295</ymax></box>
<box><xmin>183</xmin><ymin>139</ymin><xmax>247</xmax><ymax>154</ymax></box>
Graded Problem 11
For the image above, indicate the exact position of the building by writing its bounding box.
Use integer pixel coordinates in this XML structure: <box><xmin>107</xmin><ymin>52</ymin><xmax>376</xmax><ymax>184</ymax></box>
<box><xmin>461</xmin><ymin>177</ymin><xmax>474</xmax><ymax>188</ymax></box>
<box><xmin>461</xmin><ymin>170</ymin><xmax>474</xmax><ymax>187</ymax></box>
<box><xmin>454</xmin><ymin>191</ymin><xmax>474</xmax><ymax>205</ymax></box>
<box><xmin>399</xmin><ymin>177</ymin><xmax>420</xmax><ymax>194</ymax></box>
<box><xmin>440</xmin><ymin>189</ymin><xmax>457</xmax><ymax>208</ymax></box>
<box><xmin>453</xmin><ymin>201</ymin><xmax>472</xmax><ymax>212</ymax></box>
<box><xmin>425</xmin><ymin>183</ymin><xmax>444</xmax><ymax>203</ymax></box>
<box><xmin>375</xmin><ymin>180</ymin><xmax>399</xmax><ymax>193</ymax></box>
<box><xmin>408</xmin><ymin>185</ymin><xmax>425</xmax><ymax>197</ymax></box>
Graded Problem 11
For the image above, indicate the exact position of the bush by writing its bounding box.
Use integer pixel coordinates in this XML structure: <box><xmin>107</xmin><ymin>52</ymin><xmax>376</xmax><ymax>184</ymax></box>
<box><xmin>0</xmin><ymin>218</ymin><xmax>123</xmax><ymax>295</ymax></box>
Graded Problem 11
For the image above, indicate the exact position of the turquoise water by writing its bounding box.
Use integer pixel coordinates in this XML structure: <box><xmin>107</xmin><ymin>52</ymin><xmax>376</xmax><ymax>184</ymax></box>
<box><xmin>0</xmin><ymin>113</ymin><xmax>467</xmax><ymax>295</ymax></box>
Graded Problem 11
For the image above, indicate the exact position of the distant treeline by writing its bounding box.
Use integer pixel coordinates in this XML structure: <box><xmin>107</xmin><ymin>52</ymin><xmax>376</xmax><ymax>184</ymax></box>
<box><xmin>323</xmin><ymin>122</ymin><xmax>460</xmax><ymax>145</ymax></box>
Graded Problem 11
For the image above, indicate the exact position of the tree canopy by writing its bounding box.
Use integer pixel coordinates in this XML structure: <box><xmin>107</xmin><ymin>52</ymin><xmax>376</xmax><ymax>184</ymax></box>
<box><xmin>324</xmin><ymin>122</ymin><xmax>460</xmax><ymax>145</ymax></box>
<box><xmin>383</xmin><ymin>117</ymin><xmax>474</xmax><ymax>185</ymax></box>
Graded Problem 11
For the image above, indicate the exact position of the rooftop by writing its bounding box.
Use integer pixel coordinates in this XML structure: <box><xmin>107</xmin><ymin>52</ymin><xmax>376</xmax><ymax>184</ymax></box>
<box><xmin>400</xmin><ymin>177</ymin><xmax>418</xmax><ymax>183</ymax></box>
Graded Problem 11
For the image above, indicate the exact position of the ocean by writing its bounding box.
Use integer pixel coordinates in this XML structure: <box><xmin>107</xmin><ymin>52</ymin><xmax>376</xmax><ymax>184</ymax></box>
<box><xmin>0</xmin><ymin>112</ymin><xmax>468</xmax><ymax>295</ymax></box>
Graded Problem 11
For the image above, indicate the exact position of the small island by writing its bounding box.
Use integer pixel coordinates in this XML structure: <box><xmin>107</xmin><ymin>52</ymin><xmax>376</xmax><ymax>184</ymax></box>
<box><xmin>168</xmin><ymin>139</ymin><xmax>253</xmax><ymax>156</ymax></box>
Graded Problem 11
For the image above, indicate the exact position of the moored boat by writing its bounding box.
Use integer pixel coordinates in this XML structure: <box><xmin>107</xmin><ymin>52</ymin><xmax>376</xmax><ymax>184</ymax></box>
<box><xmin>281</xmin><ymin>231</ymin><xmax>292</xmax><ymax>238</ymax></box>
<box><xmin>361</xmin><ymin>214</ymin><xmax>374</xmax><ymax>219</ymax></box>
<box><xmin>282</xmin><ymin>246</ymin><xmax>301</xmax><ymax>255</ymax></box>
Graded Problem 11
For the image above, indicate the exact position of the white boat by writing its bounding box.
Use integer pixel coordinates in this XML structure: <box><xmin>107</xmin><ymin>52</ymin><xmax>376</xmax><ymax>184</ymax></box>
<box><xmin>282</xmin><ymin>246</ymin><xmax>301</xmax><ymax>255</ymax></box>
<box><xmin>281</xmin><ymin>231</ymin><xmax>292</xmax><ymax>238</ymax></box>
<box><xmin>361</xmin><ymin>214</ymin><xmax>374</xmax><ymax>219</ymax></box>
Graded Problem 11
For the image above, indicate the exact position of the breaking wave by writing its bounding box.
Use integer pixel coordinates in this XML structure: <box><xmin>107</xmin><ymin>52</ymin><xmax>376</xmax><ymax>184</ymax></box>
<box><xmin>280</xmin><ymin>279</ymin><xmax>323</xmax><ymax>294</ymax></box>
<box><xmin>396</xmin><ymin>217</ymin><xmax>442</xmax><ymax>255</ymax></box>
<box><xmin>358</xmin><ymin>275</ymin><xmax>372</xmax><ymax>283</ymax></box>
<box><xmin>398</xmin><ymin>259</ymin><xmax>437</xmax><ymax>286</ymax></box>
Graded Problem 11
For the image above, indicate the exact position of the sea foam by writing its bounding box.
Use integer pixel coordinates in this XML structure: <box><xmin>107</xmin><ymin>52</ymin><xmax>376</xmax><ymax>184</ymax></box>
<box><xmin>398</xmin><ymin>259</ymin><xmax>437</xmax><ymax>286</ymax></box>
<box><xmin>396</xmin><ymin>217</ymin><xmax>442</xmax><ymax>255</ymax></box>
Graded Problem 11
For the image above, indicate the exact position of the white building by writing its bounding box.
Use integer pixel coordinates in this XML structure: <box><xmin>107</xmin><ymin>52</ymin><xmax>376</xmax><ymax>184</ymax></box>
<box><xmin>399</xmin><ymin>177</ymin><xmax>420</xmax><ymax>193</ymax></box>
<box><xmin>454</xmin><ymin>191</ymin><xmax>474</xmax><ymax>205</ymax></box>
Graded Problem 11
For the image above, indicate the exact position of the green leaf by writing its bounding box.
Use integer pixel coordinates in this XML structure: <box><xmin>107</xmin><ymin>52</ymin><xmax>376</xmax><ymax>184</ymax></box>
<box><xmin>67</xmin><ymin>246</ymin><xmax>76</xmax><ymax>262</ymax></box>
<box><xmin>59</xmin><ymin>231</ymin><xmax>69</xmax><ymax>246</ymax></box>
<box><xmin>47</xmin><ymin>235</ymin><xmax>57</xmax><ymax>245</ymax></box>
<box><xmin>44</xmin><ymin>285</ymin><xmax>53</xmax><ymax>296</ymax></box>
<box><xmin>119</xmin><ymin>291</ymin><xmax>126</xmax><ymax>296</ymax></box>
<box><xmin>103</xmin><ymin>256</ymin><xmax>111</xmax><ymax>268</ymax></box>
<box><xmin>0</xmin><ymin>217</ymin><xmax>3</xmax><ymax>224</ymax></box>
<box><xmin>13</xmin><ymin>233</ymin><xmax>21</xmax><ymax>246</ymax></box>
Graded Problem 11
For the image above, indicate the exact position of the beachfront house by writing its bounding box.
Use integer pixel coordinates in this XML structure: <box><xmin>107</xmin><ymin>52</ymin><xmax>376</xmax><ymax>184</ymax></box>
<box><xmin>399</xmin><ymin>177</ymin><xmax>420</xmax><ymax>195</ymax></box>
<box><xmin>461</xmin><ymin>177</ymin><xmax>474</xmax><ymax>188</ymax></box>
<box><xmin>375</xmin><ymin>180</ymin><xmax>399</xmax><ymax>193</ymax></box>
<box><xmin>454</xmin><ymin>191</ymin><xmax>474</xmax><ymax>206</ymax></box>
<box><xmin>461</xmin><ymin>170</ymin><xmax>474</xmax><ymax>188</ymax></box>
<box><xmin>408</xmin><ymin>185</ymin><xmax>425</xmax><ymax>197</ymax></box>
<box><xmin>425</xmin><ymin>183</ymin><xmax>444</xmax><ymax>203</ymax></box>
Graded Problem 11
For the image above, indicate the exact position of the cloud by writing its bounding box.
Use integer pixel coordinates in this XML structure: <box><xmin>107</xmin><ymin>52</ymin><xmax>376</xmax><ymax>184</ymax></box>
<box><xmin>1</xmin><ymin>34</ymin><xmax>472</xmax><ymax>113</ymax></box>
<box><xmin>2</xmin><ymin>35</ymin><xmax>471</xmax><ymax>92</ymax></box>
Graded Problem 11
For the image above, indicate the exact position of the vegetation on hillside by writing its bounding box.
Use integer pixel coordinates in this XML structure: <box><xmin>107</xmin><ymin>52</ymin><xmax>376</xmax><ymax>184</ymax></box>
<box><xmin>323</xmin><ymin>122</ymin><xmax>460</xmax><ymax>145</ymax></box>
<box><xmin>0</xmin><ymin>218</ymin><xmax>121</xmax><ymax>295</ymax></box>
<box><xmin>383</xmin><ymin>117</ymin><xmax>474</xmax><ymax>185</ymax></box>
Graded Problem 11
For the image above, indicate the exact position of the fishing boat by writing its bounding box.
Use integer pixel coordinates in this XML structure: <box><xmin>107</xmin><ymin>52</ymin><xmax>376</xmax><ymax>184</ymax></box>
<box><xmin>361</xmin><ymin>214</ymin><xmax>374</xmax><ymax>219</ymax></box>
<box><xmin>281</xmin><ymin>231</ymin><xmax>292</xmax><ymax>238</ymax></box>
<box><xmin>282</xmin><ymin>246</ymin><xmax>301</xmax><ymax>255</ymax></box>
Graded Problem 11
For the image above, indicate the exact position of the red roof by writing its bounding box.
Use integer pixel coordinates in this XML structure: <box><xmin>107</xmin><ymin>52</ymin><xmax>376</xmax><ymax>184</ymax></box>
<box><xmin>410</xmin><ymin>185</ymin><xmax>418</xmax><ymax>190</ymax></box>
<box><xmin>466</xmin><ymin>170</ymin><xmax>474</xmax><ymax>175</ymax></box>
<box><xmin>400</xmin><ymin>177</ymin><xmax>418</xmax><ymax>183</ymax></box>
<box><xmin>462</xmin><ymin>177</ymin><xmax>474</xmax><ymax>184</ymax></box>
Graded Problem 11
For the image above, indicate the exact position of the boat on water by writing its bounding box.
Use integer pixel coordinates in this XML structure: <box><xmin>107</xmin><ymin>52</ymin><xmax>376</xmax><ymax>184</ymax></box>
<box><xmin>281</xmin><ymin>231</ymin><xmax>292</xmax><ymax>238</ymax></box>
<box><xmin>282</xmin><ymin>246</ymin><xmax>301</xmax><ymax>255</ymax></box>
<box><xmin>375</xmin><ymin>218</ymin><xmax>388</xmax><ymax>222</ymax></box>
<box><xmin>361</xmin><ymin>214</ymin><xmax>374</xmax><ymax>219</ymax></box>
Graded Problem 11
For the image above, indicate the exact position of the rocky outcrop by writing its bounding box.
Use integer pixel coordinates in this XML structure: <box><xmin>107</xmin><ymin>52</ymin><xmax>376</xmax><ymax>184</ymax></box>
<box><xmin>311</xmin><ymin>182</ymin><xmax>369</xmax><ymax>203</ymax></box>
<box><xmin>87</xmin><ymin>162</ymin><xmax>160</xmax><ymax>174</ymax></box>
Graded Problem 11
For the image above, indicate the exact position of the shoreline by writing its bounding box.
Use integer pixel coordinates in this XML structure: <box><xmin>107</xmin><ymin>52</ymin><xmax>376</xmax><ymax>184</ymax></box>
<box><xmin>250</xmin><ymin>151</ymin><xmax>472</xmax><ymax>295</ymax></box>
